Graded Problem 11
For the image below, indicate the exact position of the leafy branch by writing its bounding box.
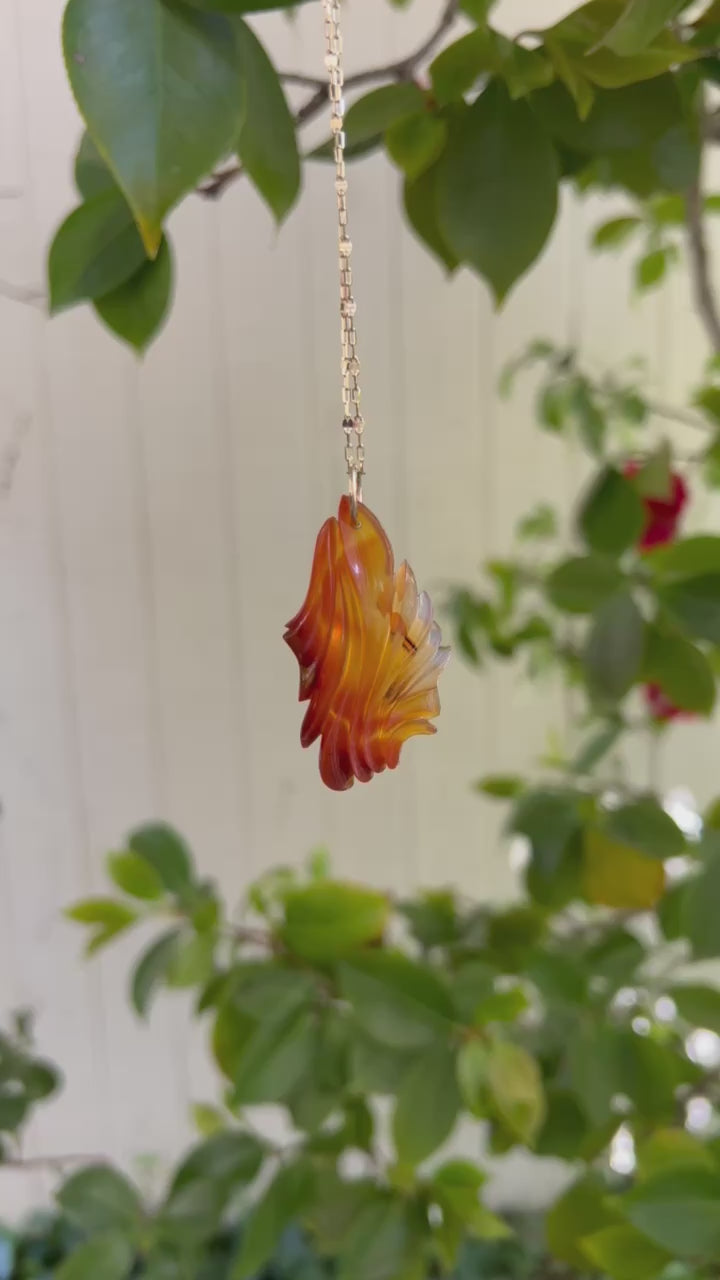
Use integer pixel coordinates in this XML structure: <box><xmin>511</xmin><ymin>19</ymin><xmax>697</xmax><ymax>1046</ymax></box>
<box><xmin>199</xmin><ymin>0</ymin><xmax>460</xmax><ymax>199</ymax></box>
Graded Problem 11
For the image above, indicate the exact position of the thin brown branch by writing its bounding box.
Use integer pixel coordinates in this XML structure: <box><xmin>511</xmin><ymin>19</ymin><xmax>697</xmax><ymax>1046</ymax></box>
<box><xmin>197</xmin><ymin>0</ymin><xmax>459</xmax><ymax>201</ymax></box>
<box><xmin>686</xmin><ymin>174</ymin><xmax>720</xmax><ymax>355</ymax></box>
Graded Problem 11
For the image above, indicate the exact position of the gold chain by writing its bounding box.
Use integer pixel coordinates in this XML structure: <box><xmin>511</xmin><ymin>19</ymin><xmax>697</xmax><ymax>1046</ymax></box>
<box><xmin>323</xmin><ymin>0</ymin><xmax>364</xmax><ymax>512</ymax></box>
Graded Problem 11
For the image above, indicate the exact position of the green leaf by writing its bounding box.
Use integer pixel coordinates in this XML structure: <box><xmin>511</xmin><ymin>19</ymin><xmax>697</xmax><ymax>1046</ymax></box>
<box><xmin>637</xmin><ymin>1128</ymin><xmax>718</xmax><ymax>1177</ymax></box>
<box><xmin>581</xmin><ymin>1225</ymin><xmax>671</xmax><ymax>1280</ymax></box>
<box><xmin>63</xmin><ymin>0</ymin><xmax>245</xmax><ymax>255</ymax></box>
<box><xmin>386</xmin><ymin>113</ymin><xmax>447</xmax><ymax>181</ymax></box>
<box><xmin>696</xmin><ymin>385</ymin><xmax>720</xmax><ymax>424</ymax></box>
<box><xmin>621</xmin><ymin>1168</ymin><xmax>720</xmax><ymax>1257</ymax></box>
<box><xmin>509</xmin><ymin>787</ymin><xmax>582</xmax><ymax>879</ymax></box>
<box><xmin>57</xmin><ymin>1164</ymin><xmax>142</xmax><ymax>1233</ymax></box>
<box><xmin>682</xmin><ymin>851</ymin><xmax>720</xmax><ymax>959</ymax></box>
<box><xmin>571</xmin><ymin>720</ymin><xmax>623</xmax><ymax>774</ymax></box>
<box><xmin>592</xmin><ymin>215</ymin><xmax>642</xmax><ymax>248</ymax></box>
<box><xmin>131</xmin><ymin>929</ymin><xmax>182</xmax><ymax>1017</ymax></box>
<box><xmin>343</xmin><ymin>83</ymin><xmax>426</xmax><ymax>148</ymax></box>
<box><xmin>393</xmin><ymin>1046</ymin><xmax>460</xmax><ymax>1164</ymax></box>
<box><xmin>94</xmin><ymin>237</ymin><xmax>173</xmax><ymax>353</ymax></box>
<box><xmin>578</xmin><ymin>466</ymin><xmax>645</xmax><ymax>556</ymax></box>
<box><xmin>55</xmin><ymin>1232</ymin><xmax>135</xmax><ymax>1280</ymax></box>
<box><xmin>535</xmin><ymin>1090</ymin><xmax>588</xmax><ymax>1159</ymax></box>
<box><xmin>643</xmin><ymin>630</ymin><xmax>716</xmax><ymax>714</ymax></box>
<box><xmin>584</xmin><ymin>592</ymin><xmax>645</xmax><ymax>701</ymax></box>
<box><xmin>671</xmin><ymin>984</ymin><xmax>720</xmax><ymax>1033</ymax></box>
<box><xmin>128</xmin><ymin>824</ymin><xmax>193</xmax><ymax>894</ymax></box>
<box><xmin>438</xmin><ymin>81</ymin><xmax>558</xmax><ymax>303</ymax></box>
<box><xmin>659</xmin><ymin>574</ymin><xmax>720</xmax><ymax>644</ymax></box>
<box><xmin>546</xmin><ymin>555</ymin><xmax>624</xmax><ymax>613</ymax></box>
<box><xmin>546</xmin><ymin>1175</ymin><xmax>620</xmax><ymax>1269</ymax></box>
<box><xmin>334</xmin><ymin>1194</ymin><xmax>423</xmax><ymax>1280</ymax></box>
<box><xmin>65</xmin><ymin>898</ymin><xmax>137</xmax><ymax>928</ymax></box>
<box><xmin>399</xmin><ymin>891</ymin><xmax>458</xmax><ymax>949</ymax></box>
<box><xmin>230</xmin><ymin>1004</ymin><xmax>316</xmax><ymax>1106</ymax></box>
<box><xmin>486</xmin><ymin>1040</ymin><xmax>545</xmax><ymax>1146</ymax></box>
<box><xmin>48</xmin><ymin>193</ymin><xmax>147</xmax><ymax>312</ymax></box>
<box><xmin>232</xmin><ymin>1160</ymin><xmax>316</xmax><ymax>1279</ymax></box>
<box><xmin>403</xmin><ymin>164</ymin><xmax>459</xmax><ymax>273</ymax></box>
<box><xmin>430</xmin><ymin>30</ymin><xmax>498</xmax><ymax>104</ymax></box>
<box><xmin>650</xmin><ymin>535</ymin><xmax>720</xmax><ymax>579</ymax></box>
<box><xmin>602</xmin><ymin>0</ymin><xmax>690</xmax><ymax>57</ymax></box>
<box><xmin>473</xmin><ymin>987</ymin><xmax>528</xmax><ymax>1025</ymax></box>
<box><xmin>339</xmin><ymin>951</ymin><xmax>455</xmax><ymax>1050</ymax></box>
<box><xmin>74</xmin><ymin>131</ymin><xmax>116</xmax><ymax>199</ymax></box>
<box><xmin>475</xmin><ymin>774</ymin><xmax>524</xmax><ymax>798</ymax></box>
<box><xmin>191</xmin><ymin>1102</ymin><xmax>226</xmax><ymax>1136</ymax></box>
<box><xmin>170</xmin><ymin>1131</ymin><xmax>263</xmax><ymax>1196</ymax></box>
<box><xmin>349</xmin><ymin>1032</ymin><xmax>414</xmax><ymax>1096</ymax></box>
<box><xmin>107</xmin><ymin>851</ymin><xmax>164</xmax><ymax>901</ymax></box>
<box><xmin>456</xmin><ymin>1041</ymin><xmax>488</xmax><ymax>1117</ymax></box>
<box><xmin>583</xmin><ymin>827</ymin><xmax>665</xmax><ymax>909</ymax></box>
<box><xmin>605</xmin><ymin>797</ymin><xmax>685</xmax><ymax>859</ymax></box>
<box><xmin>166</xmin><ymin>932</ymin><xmax>216</xmax><ymax>988</ymax></box>
<box><xmin>235</xmin><ymin>20</ymin><xmax>299</xmax><ymax>223</ymax></box>
<box><xmin>635</xmin><ymin>247</ymin><xmax>673</xmax><ymax>291</ymax></box>
<box><xmin>532</xmin><ymin>75</ymin><xmax>683</xmax><ymax>155</ymax></box>
<box><xmin>282</xmin><ymin>881</ymin><xmax>389</xmax><ymax>963</ymax></box>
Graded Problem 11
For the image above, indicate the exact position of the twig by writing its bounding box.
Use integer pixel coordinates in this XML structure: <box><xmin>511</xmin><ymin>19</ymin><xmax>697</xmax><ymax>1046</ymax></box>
<box><xmin>686</xmin><ymin>173</ymin><xmax>720</xmax><ymax>356</ymax></box>
<box><xmin>197</xmin><ymin>0</ymin><xmax>460</xmax><ymax>201</ymax></box>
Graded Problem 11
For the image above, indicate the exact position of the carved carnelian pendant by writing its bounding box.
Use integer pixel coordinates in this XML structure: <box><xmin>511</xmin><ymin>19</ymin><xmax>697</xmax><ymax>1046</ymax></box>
<box><xmin>284</xmin><ymin>496</ymin><xmax>449</xmax><ymax>791</ymax></box>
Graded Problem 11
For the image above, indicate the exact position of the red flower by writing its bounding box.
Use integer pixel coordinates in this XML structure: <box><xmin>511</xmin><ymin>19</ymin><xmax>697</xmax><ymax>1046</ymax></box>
<box><xmin>644</xmin><ymin>683</ymin><xmax>697</xmax><ymax>724</ymax></box>
<box><xmin>623</xmin><ymin>461</ymin><xmax>688</xmax><ymax>551</ymax></box>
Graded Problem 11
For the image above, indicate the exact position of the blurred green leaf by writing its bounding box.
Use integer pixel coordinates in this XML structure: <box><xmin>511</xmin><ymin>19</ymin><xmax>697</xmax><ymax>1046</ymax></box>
<box><xmin>584</xmin><ymin>827</ymin><xmax>665</xmax><ymax>908</ymax></box>
<box><xmin>282</xmin><ymin>882</ymin><xmax>389</xmax><ymax>963</ymax></box>
<box><xmin>128</xmin><ymin>824</ymin><xmax>193</xmax><ymax>895</ymax></box>
<box><xmin>55</xmin><ymin>1232</ymin><xmax>134</xmax><ymax>1280</ymax></box>
<box><xmin>643</xmin><ymin>629</ymin><xmax>716</xmax><ymax>714</ymax></box>
<box><xmin>671</xmin><ymin>984</ymin><xmax>720</xmax><ymax>1033</ymax></box>
<box><xmin>546</xmin><ymin>1175</ymin><xmax>619</xmax><ymax>1269</ymax></box>
<box><xmin>339</xmin><ymin>951</ymin><xmax>455</xmax><ymax>1050</ymax></box>
<box><xmin>486</xmin><ymin>1039</ymin><xmax>545</xmax><ymax>1145</ymax></box>
<box><xmin>546</xmin><ymin>554</ymin><xmax>624</xmax><ymax>613</ymax></box>
<box><xmin>584</xmin><ymin>591</ymin><xmax>645</xmax><ymax>701</ymax></box>
<box><xmin>578</xmin><ymin>466</ymin><xmax>645</xmax><ymax>556</ymax></box>
<box><xmin>581</xmin><ymin>1224</ymin><xmax>671</xmax><ymax>1280</ymax></box>
<box><xmin>107</xmin><ymin>852</ymin><xmax>164</xmax><ymax>901</ymax></box>
<box><xmin>393</xmin><ymin>1045</ymin><xmax>460</xmax><ymax>1163</ymax></box>
<box><xmin>457</xmin><ymin>1040</ymin><xmax>489</xmax><ymax>1117</ymax></box>
<box><xmin>658</xmin><ymin>574</ymin><xmax>720</xmax><ymax>644</ymax></box>
<box><xmin>57</xmin><ymin>1165</ymin><xmax>142</xmax><ymax>1234</ymax></box>
<box><xmin>621</xmin><ymin>1168</ymin><xmax>720</xmax><ymax>1256</ymax></box>
<box><xmin>682</xmin><ymin>851</ymin><xmax>720</xmax><ymax>959</ymax></box>
<box><xmin>605</xmin><ymin>797</ymin><xmax>685</xmax><ymax>859</ymax></box>
<box><xmin>601</xmin><ymin>1</ymin><xmax>690</xmax><ymax>57</ymax></box>
<box><xmin>592</xmin><ymin>215</ymin><xmax>642</xmax><ymax>248</ymax></box>
<box><xmin>131</xmin><ymin>929</ymin><xmax>182</xmax><ymax>1017</ymax></box>
<box><xmin>232</xmin><ymin>1160</ymin><xmax>316</xmax><ymax>1279</ymax></box>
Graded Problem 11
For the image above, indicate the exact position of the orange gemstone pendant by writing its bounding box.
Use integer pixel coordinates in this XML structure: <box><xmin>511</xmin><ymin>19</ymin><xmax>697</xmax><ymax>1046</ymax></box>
<box><xmin>285</xmin><ymin>496</ymin><xmax>449</xmax><ymax>791</ymax></box>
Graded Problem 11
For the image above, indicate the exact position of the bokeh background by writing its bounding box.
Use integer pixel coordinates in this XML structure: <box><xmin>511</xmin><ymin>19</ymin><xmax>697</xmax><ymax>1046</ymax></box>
<box><xmin>1</xmin><ymin>0</ymin><xmax>718</xmax><ymax>1218</ymax></box>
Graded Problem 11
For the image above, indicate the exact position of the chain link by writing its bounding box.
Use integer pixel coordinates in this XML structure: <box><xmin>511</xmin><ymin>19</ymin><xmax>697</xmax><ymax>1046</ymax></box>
<box><xmin>322</xmin><ymin>0</ymin><xmax>364</xmax><ymax>510</ymax></box>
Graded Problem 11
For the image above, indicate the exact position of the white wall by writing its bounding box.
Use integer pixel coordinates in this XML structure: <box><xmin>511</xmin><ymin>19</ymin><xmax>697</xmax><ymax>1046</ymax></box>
<box><xmin>0</xmin><ymin>0</ymin><xmax>717</xmax><ymax>1218</ymax></box>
